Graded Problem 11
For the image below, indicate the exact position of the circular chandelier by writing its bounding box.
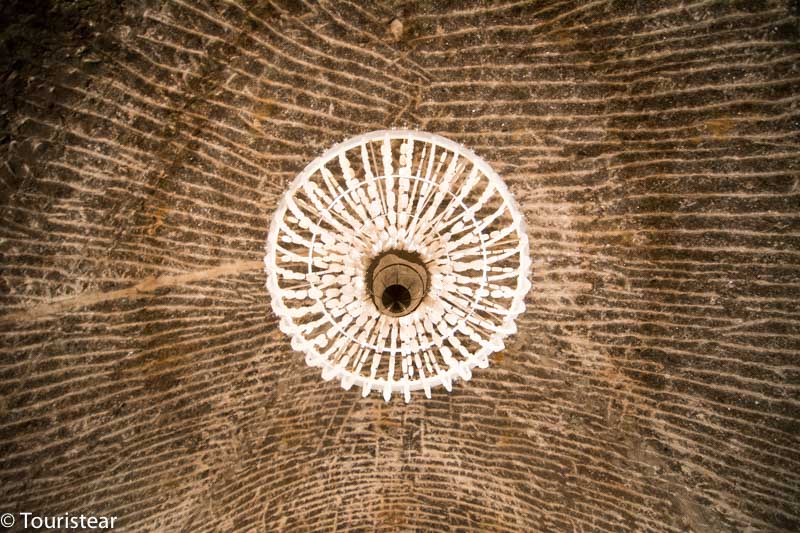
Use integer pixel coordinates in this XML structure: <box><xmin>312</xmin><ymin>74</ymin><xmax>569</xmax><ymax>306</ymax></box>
<box><xmin>265</xmin><ymin>130</ymin><xmax>531</xmax><ymax>402</ymax></box>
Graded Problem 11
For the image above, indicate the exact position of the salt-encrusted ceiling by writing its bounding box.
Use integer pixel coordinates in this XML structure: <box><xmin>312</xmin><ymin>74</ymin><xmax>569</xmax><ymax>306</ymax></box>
<box><xmin>1</xmin><ymin>1</ymin><xmax>799</xmax><ymax>531</ymax></box>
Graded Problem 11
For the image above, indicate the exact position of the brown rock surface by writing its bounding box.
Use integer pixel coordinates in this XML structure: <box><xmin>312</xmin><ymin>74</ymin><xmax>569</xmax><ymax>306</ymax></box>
<box><xmin>1</xmin><ymin>0</ymin><xmax>799</xmax><ymax>531</ymax></box>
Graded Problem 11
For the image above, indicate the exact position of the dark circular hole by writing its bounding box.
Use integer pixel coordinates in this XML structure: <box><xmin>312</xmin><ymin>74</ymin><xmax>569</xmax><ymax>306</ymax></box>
<box><xmin>381</xmin><ymin>284</ymin><xmax>412</xmax><ymax>313</ymax></box>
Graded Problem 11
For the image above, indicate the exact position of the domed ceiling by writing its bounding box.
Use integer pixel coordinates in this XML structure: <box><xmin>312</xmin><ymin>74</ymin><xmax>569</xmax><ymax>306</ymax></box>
<box><xmin>1</xmin><ymin>0</ymin><xmax>799</xmax><ymax>531</ymax></box>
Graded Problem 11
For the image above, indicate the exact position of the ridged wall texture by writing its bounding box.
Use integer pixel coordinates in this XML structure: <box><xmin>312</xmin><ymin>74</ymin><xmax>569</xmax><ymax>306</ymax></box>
<box><xmin>1</xmin><ymin>1</ymin><xmax>799</xmax><ymax>531</ymax></box>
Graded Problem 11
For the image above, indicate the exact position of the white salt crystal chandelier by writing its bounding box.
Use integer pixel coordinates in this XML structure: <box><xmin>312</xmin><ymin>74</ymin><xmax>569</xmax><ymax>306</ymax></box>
<box><xmin>265</xmin><ymin>130</ymin><xmax>531</xmax><ymax>402</ymax></box>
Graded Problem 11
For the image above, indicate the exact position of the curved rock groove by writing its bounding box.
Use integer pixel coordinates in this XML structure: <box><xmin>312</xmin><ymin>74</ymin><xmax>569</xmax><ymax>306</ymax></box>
<box><xmin>0</xmin><ymin>0</ymin><xmax>799</xmax><ymax>531</ymax></box>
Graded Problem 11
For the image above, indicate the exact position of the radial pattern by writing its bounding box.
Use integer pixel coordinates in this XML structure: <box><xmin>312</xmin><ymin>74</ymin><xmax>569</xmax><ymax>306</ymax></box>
<box><xmin>265</xmin><ymin>130</ymin><xmax>531</xmax><ymax>402</ymax></box>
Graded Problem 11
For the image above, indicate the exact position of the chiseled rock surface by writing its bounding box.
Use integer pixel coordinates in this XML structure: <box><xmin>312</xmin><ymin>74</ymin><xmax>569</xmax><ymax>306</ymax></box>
<box><xmin>1</xmin><ymin>1</ymin><xmax>799</xmax><ymax>531</ymax></box>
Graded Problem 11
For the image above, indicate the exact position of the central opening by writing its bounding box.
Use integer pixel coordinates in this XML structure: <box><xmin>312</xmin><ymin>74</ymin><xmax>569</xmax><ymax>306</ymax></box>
<box><xmin>367</xmin><ymin>249</ymin><xmax>429</xmax><ymax>317</ymax></box>
<box><xmin>381</xmin><ymin>284</ymin><xmax>412</xmax><ymax>313</ymax></box>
